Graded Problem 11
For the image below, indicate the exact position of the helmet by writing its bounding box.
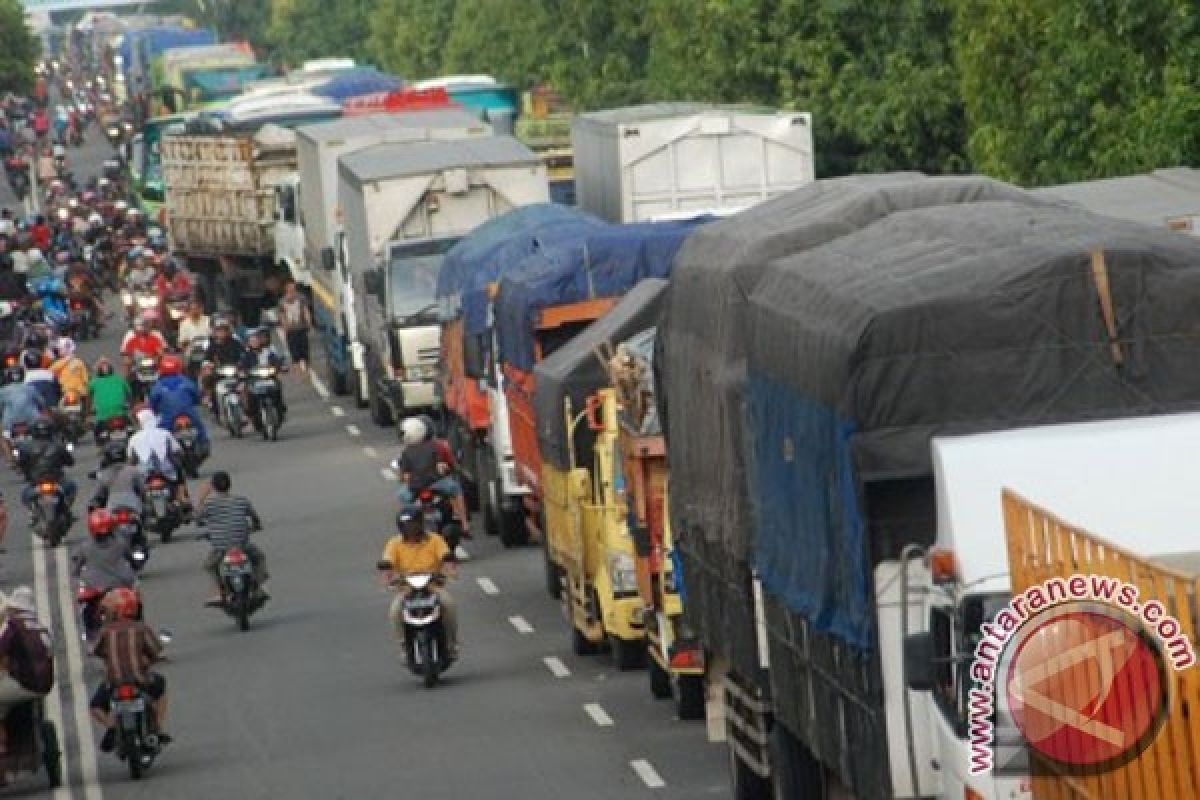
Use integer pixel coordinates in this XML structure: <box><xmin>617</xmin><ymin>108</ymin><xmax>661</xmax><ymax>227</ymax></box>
<box><xmin>418</xmin><ymin>414</ymin><xmax>436</xmax><ymax>441</ymax></box>
<box><xmin>396</xmin><ymin>504</ymin><xmax>424</xmax><ymax>533</ymax></box>
<box><xmin>159</xmin><ymin>353</ymin><xmax>182</xmax><ymax>376</ymax></box>
<box><xmin>87</xmin><ymin>508</ymin><xmax>115</xmax><ymax>538</ymax></box>
<box><xmin>52</xmin><ymin>337</ymin><xmax>74</xmax><ymax>359</ymax></box>
<box><xmin>21</xmin><ymin>349</ymin><xmax>41</xmax><ymax>370</ymax></box>
<box><xmin>94</xmin><ymin>356</ymin><xmax>113</xmax><ymax>376</ymax></box>
<box><xmin>400</xmin><ymin>417</ymin><xmax>428</xmax><ymax>447</ymax></box>
<box><xmin>31</xmin><ymin>418</ymin><xmax>54</xmax><ymax>440</ymax></box>
<box><xmin>102</xmin><ymin>440</ymin><xmax>126</xmax><ymax>466</ymax></box>
<box><xmin>104</xmin><ymin>587</ymin><xmax>140</xmax><ymax>620</ymax></box>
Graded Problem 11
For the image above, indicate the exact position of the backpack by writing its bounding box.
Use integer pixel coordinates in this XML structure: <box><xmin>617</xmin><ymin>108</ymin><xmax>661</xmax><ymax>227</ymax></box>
<box><xmin>9</xmin><ymin>615</ymin><xmax>54</xmax><ymax>694</ymax></box>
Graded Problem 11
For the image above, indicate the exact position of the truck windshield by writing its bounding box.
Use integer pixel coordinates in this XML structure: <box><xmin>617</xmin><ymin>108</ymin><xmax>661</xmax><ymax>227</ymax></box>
<box><xmin>386</xmin><ymin>237</ymin><xmax>460</xmax><ymax>321</ymax></box>
<box><xmin>143</xmin><ymin>118</ymin><xmax>186</xmax><ymax>186</ymax></box>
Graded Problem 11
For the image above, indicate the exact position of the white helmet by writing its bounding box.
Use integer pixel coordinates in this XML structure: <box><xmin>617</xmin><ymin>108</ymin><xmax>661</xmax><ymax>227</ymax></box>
<box><xmin>400</xmin><ymin>417</ymin><xmax>428</xmax><ymax>446</ymax></box>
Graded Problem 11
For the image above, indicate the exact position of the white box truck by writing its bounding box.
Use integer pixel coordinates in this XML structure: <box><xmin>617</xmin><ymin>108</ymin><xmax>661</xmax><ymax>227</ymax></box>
<box><xmin>337</xmin><ymin>135</ymin><xmax>548</xmax><ymax>423</ymax></box>
<box><xmin>571</xmin><ymin>103</ymin><xmax>815</xmax><ymax>223</ymax></box>
<box><xmin>285</xmin><ymin>110</ymin><xmax>490</xmax><ymax>396</ymax></box>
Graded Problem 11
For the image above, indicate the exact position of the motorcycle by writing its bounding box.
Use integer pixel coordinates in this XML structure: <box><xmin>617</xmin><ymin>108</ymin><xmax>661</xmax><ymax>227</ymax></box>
<box><xmin>129</xmin><ymin>290</ymin><xmax>158</xmax><ymax>324</ymax></box>
<box><xmin>105</xmin><ymin>125</ymin><xmax>121</xmax><ymax>148</ymax></box>
<box><xmin>415</xmin><ymin>486</ymin><xmax>464</xmax><ymax>554</ymax></box>
<box><xmin>0</xmin><ymin>700</ymin><xmax>62</xmax><ymax>788</ymax></box>
<box><xmin>185</xmin><ymin>336</ymin><xmax>209</xmax><ymax>380</ymax></box>
<box><xmin>68</xmin><ymin>294</ymin><xmax>95</xmax><ymax>340</ymax></box>
<box><xmin>140</xmin><ymin>471</ymin><xmax>180</xmax><ymax>543</ymax></box>
<box><xmin>214</xmin><ymin>365</ymin><xmax>243</xmax><ymax>438</ymax></box>
<box><xmin>163</xmin><ymin>293</ymin><xmax>189</xmax><ymax>344</ymax></box>
<box><xmin>110</xmin><ymin>682</ymin><xmax>161</xmax><ymax>780</ymax></box>
<box><xmin>247</xmin><ymin>365</ymin><xmax>284</xmax><ymax>441</ymax></box>
<box><xmin>170</xmin><ymin>415</ymin><xmax>202</xmax><ymax>479</ymax></box>
<box><xmin>396</xmin><ymin>572</ymin><xmax>452</xmax><ymax>688</ymax></box>
<box><xmin>95</xmin><ymin>415</ymin><xmax>131</xmax><ymax>449</ymax></box>
<box><xmin>58</xmin><ymin>390</ymin><xmax>85</xmax><ymax>444</ymax></box>
<box><xmin>30</xmin><ymin>478</ymin><xmax>70</xmax><ymax>547</ymax></box>
<box><xmin>76</xmin><ymin>582</ymin><xmax>108</xmax><ymax>641</ymax></box>
<box><xmin>215</xmin><ymin>546</ymin><xmax>266</xmax><ymax>631</ymax></box>
<box><xmin>112</xmin><ymin>505</ymin><xmax>149</xmax><ymax>573</ymax></box>
<box><xmin>130</xmin><ymin>356</ymin><xmax>158</xmax><ymax>403</ymax></box>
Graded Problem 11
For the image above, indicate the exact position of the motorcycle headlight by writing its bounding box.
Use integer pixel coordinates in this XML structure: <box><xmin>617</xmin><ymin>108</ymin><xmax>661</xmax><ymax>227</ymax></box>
<box><xmin>106</xmin><ymin>127</ymin><xmax>118</xmax><ymax>137</ymax></box>
<box><xmin>120</xmin><ymin>291</ymin><xmax>132</xmax><ymax>305</ymax></box>
<box><xmin>168</xmin><ymin>307</ymin><xmax>184</xmax><ymax>320</ymax></box>
<box><xmin>608</xmin><ymin>552</ymin><xmax>639</xmax><ymax>595</ymax></box>
<box><xmin>136</xmin><ymin>295</ymin><xmax>157</xmax><ymax>309</ymax></box>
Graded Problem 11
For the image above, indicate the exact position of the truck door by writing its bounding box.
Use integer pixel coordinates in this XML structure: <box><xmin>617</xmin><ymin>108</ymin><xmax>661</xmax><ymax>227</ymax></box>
<box><xmin>925</xmin><ymin>603</ymin><xmax>971</xmax><ymax>799</ymax></box>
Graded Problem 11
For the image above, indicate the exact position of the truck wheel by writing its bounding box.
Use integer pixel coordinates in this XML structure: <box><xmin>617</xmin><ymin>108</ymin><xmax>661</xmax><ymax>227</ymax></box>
<box><xmin>368</xmin><ymin>365</ymin><xmax>394</xmax><ymax>427</ymax></box>
<box><xmin>675</xmin><ymin>675</ymin><xmax>706</xmax><ymax>720</ymax></box>
<box><xmin>499</xmin><ymin>506</ymin><xmax>529</xmax><ymax>548</ymax></box>
<box><xmin>483</xmin><ymin>479</ymin><xmax>500</xmax><ymax>537</ymax></box>
<box><xmin>729</xmin><ymin>747</ymin><xmax>772</xmax><ymax>800</ymax></box>
<box><xmin>543</xmin><ymin>537</ymin><xmax>561</xmax><ymax>599</ymax></box>
<box><xmin>571</xmin><ymin>625</ymin><xmax>598</xmax><ymax>656</ymax></box>
<box><xmin>325</xmin><ymin>356</ymin><xmax>347</xmax><ymax>396</ymax></box>
<box><xmin>648</xmin><ymin>656</ymin><xmax>672</xmax><ymax>699</ymax></box>
<box><xmin>770</xmin><ymin>723</ymin><xmax>827</xmax><ymax>799</ymax></box>
<box><xmin>610</xmin><ymin>636</ymin><xmax>646</xmax><ymax>670</ymax></box>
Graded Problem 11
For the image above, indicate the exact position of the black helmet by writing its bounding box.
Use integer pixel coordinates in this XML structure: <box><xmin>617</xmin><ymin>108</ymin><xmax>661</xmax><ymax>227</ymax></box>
<box><xmin>102</xmin><ymin>440</ymin><xmax>126</xmax><ymax>466</ymax></box>
<box><xmin>31</xmin><ymin>417</ymin><xmax>53</xmax><ymax>440</ymax></box>
<box><xmin>396</xmin><ymin>504</ymin><xmax>424</xmax><ymax>534</ymax></box>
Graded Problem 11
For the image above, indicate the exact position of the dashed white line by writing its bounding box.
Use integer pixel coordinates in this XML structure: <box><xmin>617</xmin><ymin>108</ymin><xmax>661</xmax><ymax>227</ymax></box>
<box><xmin>380</xmin><ymin>467</ymin><xmax>397</xmax><ymax>482</ymax></box>
<box><xmin>54</xmin><ymin>544</ymin><xmax>104</xmax><ymax>799</ymax></box>
<box><xmin>630</xmin><ymin>759</ymin><xmax>666</xmax><ymax>789</ymax></box>
<box><xmin>310</xmin><ymin>373</ymin><xmax>331</xmax><ymax>400</ymax></box>
<box><xmin>33</xmin><ymin>539</ymin><xmax>73</xmax><ymax>800</ymax></box>
<box><xmin>363</xmin><ymin>445</ymin><xmax>379</xmax><ymax>458</ymax></box>
<box><xmin>583</xmin><ymin>703</ymin><xmax>614</xmax><ymax>727</ymax></box>
<box><xmin>508</xmin><ymin>615</ymin><xmax>535</xmax><ymax>634</ymax></box>
<box><xmin>476</xmin><ymin>577</ymin><xmax>499</xmax><ymax>595</ymax></box>
<box><xmin>543</xmin><ymin>656</ymin><xmax>571</xmax><ymax>678</ymax></box>
<box><xmin>331</xmin><ymin>405</ymin><xmax>345</xmax><ymax>417</ymax></box>
<box><xmin>346</xmin><ymin>424</ymin><xmax>361</xmax><ymax>436</ymax></box>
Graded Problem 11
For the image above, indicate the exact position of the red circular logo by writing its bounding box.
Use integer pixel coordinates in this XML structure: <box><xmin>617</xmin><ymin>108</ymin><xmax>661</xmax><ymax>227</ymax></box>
<box><xmin>1005</xmin><ymin>606</ymin><xmax>1168</xmax><ymax>768</ymax></box>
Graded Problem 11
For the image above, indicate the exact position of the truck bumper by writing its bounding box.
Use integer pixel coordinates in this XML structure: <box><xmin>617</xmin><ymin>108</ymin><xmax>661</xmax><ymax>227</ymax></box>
<box><xmin>393</xmin><ymin>381</ymin><xmax>438</xmax><ymax>411</ymax></box>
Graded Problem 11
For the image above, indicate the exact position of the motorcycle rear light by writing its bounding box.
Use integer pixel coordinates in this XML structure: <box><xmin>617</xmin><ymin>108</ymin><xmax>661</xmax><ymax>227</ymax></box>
<box><xmin>115</xmin><ymin>684</ymin><xmax>137</xmax><ymax>701</ymax></box>
<box><xmin>147</xmin><ymin>478</ymin><xmax>165</xmax><ymax>489</ymax></box>
<box><xmin>224</xmin><ymin>548</ymin><xmax>248</xmax><ymax>565</ymax></box>
<box><xmin>174</xmin><ymin>416</ymin><xmax>191</xmax><ymax>428</ymax></box>
<box><xmin>38</xmin><ymin>482</ymin><xmax>56</xmax><ymax>494</ymax></box>
<box><xmin>77</xmin><ymin>586</ymin><xmax>102</xmax><ymax>601</ymax></box>
<box><xmin>109</xmin><ymin>419</ymin><xmax>126</xmax><ymax>429</ymax></box>
<box><xmin>115</xmin><ymin>509</ymin><xmax>132</xmax><ymax>523</ymax></box>
<box><xmin>669</xmin><ymin>646</ymin><xmax>705</xmax><ymax>671</ymax></box>
<box><xmin>419</xmin><ymin>490</ymin><xmax>433</xmax><ymax>501</ymax></box>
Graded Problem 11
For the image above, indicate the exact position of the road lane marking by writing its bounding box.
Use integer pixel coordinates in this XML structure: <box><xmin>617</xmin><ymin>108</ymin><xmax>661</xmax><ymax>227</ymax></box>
<box><xmin>310</xmin><ymin>372</ymin><xmax>330</xmax><ymax>399</ymax></box>
<box><xmin>345</xmin><ymin>424</ymin><xmax>361</xmax><ymax>436</ymax></box>
<box><xmin>331</xmin><ymin>406</ymin><xmax>345</xmax><ymax>417</ymax></box>
<box><xmin>543</xmin><ymin>656</ymin><xmax>571</xmax><ymax>678</ymax></box>
<box><xmin>583</xmin><ymin>703</ymin><xmax>614</xmax><ymax>727</ymax></box>
<box><xmin>33</xmin><ymin>539</ymin><xmax>73</xmax><ymax>800</ymax></box>
<box><xmin>363</xmin><ymin>446</ymin><xmax>379</xmax><ymax>458</ymax></box>
<box><xmin>631</xmin><ymin>759</ymin><xmax>666</xmax><ymax>789</ymax></box>
<box><xmin>509</xmin><ymin>615</ymin><xmax>534</xmax><ymax>634</ymax></box>
<box><xmin>476</xmin><ymin>577</ymin><xmax>499</xmax><ymax>595</ymax></box>
<box><xmin>381</xmin><ymin>467</ymin><xmax>397</xmax><ymax>482</ymax></box>
<box><xmin>54</xmin><ymin>544</ymin><xmax>104</xmax><ymax>799</ymax></box>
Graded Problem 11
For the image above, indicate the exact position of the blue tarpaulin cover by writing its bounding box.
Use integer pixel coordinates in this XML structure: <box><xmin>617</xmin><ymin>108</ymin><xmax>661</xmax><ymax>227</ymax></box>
<box><xmin>310</xmin><ymin>69</ymin><xmax>404</xmax><ymax>103</ymax></box>
<box><xmin>124</xmin><ymin>27</ymin><xmax>216</xmax><ymax>77</ymax></box>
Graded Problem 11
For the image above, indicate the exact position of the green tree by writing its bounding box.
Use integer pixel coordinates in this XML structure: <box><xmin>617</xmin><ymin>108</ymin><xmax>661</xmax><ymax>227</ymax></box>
<box><xmin>153</xmin><ymin>0</ymin><xmax>272</xmax><ymax>49</ymax></box>
<box><xmin>441</xmin><ymin>0</ymin><xmax>556</xmax><ymax>88</ymax></box>
<box><xmin>369</xmin><ymin>0</ymin><xmax>457</xmax><ymax>80</ymax></box>
<box><xmin>267</xmin><ymin>0</ymin><xmax>377</xmax><ymax>68</ymax></box>
<box><xmin>0</xmin><ymin>0</ymin><xmax>40</xmax><ymax>94</ymax></box>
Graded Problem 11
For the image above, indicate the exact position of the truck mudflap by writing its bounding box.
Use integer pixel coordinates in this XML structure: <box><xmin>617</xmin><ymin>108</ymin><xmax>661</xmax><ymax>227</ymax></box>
<box><xmin>724</xmin><ymin>672</ymin><xmax>773</xmax><ymax>778</ymax></box>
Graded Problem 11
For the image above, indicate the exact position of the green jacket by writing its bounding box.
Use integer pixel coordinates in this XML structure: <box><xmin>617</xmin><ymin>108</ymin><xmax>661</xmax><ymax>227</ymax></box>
<box><xmin>89</xmin><ymin>374</ymin><xmax>131</xmax><ymax>422</ymax></box>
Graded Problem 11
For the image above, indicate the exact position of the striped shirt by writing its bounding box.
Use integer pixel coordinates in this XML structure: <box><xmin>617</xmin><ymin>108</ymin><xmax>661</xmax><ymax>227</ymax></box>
<box><xmin>94</xmin><ymin>619</ymin><xmax>161</xmax><ymax>684</ymax></box>
<box><xmin>198</xmin><ymin>494</ymin><xmax>261</xmax><ymax>550</ymax></box>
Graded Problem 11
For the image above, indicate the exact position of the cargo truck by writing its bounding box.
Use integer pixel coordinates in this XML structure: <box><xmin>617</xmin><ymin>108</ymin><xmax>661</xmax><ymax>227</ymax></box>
<box><xmin>336</xmin><ymin>136</ymin><xmax>548</xmax><ymax>426</ymax></box>
<box><xmin>571</xmin><ymin>104</ymin><xmax>815</xmax><ymax>223</ymax></box>
<box><xmin>290</xmin><ymin>110</ymin><xmax>491</xmax><ymax>396</ymax></box>
<box><xmin>656</xmin><ymin>173</ymin><xmax>1200</xmax><ymax>799</ymax></box>
<box><xmin>152</xmin><ymin>42</ymin><xmax>255</xmax><ymax>114</ymax></box>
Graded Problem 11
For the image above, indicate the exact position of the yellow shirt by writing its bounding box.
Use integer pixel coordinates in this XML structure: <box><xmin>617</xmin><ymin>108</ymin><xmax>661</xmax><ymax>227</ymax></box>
<box><xmin>381</xmin><ymin>533</ymin><xmax>450</xmax><ymax>575</ymax></box>
<box><xmin>52</xmin><ymin>357</ymin><xmax>90</xmax><ymax>398</ymax></box>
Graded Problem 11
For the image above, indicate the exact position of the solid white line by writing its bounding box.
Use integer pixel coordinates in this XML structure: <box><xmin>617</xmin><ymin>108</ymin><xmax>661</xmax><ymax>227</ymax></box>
<box><xmin>345</xmin><ymin>424</ymin><xmax>361</xmax><ymax>436</ymax></box>
<box><xmin>476</xmin><ymin>577</ymin><xmax>499</xmax><ymax>596</ymax></box>
<box><xmin>508</xmin><ymin>615</ymin><xmax>534</xmax><ymax>635</ymax></box>
<box><xmin>380</xmin><ymin>467</ymin><xmax>397</xmax><ymax>482</ymax></box>
<box><xmin>630</xmin><ymin>759</ymin><xmax>666</xmax><ymax>789</ymax></box>
<box><xmin>54</xmin><ymin>545</ymin><xmax>104</xmax><ymax>799</ymax></box>
<box><xmin>363</xmin><ymin>446</ymin><xmax>379</xmax><ymax>458</ymax></box>
<box><xmin>583</xmin><ymin>703</ymin><xmax>614</xmax><ymax>727</ymax></box>
<box><xmin>310</xmin><ymin>372</ymin><xmax>330</xmax><ymax>400</ymax></box>
<box><xmin>543</xmin><ymin>656</ymin><xmax>571</xmax><ymax>678</ymax></box>
<box><xmin>32</xmin><ymin>540</ymin><xmax>73</xmax><ymax>800</ymax></box>
<box><xmin>330</xmin><ymin>406</ymin><xmax>345</xmax><ymax>417</ymax></box>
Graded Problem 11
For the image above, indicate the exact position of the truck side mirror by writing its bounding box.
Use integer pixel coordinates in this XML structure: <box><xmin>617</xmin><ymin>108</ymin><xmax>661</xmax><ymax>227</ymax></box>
<box><xmin>363</xmin><ymin>268</ymin><xmax>382</xmax><ymax>297</ymax></box>
<box><xmin>320</xmin><ymin>246</ymin><xmax>335</xmax><ymax>272</ymax></box>
<box><xmin>903</xmin><ymin>632</ymin><xmax>935</xmax><ymax>691</ymax></box>
<box><xmin>463</xmin><ymin>333</ymin><xmax>485</xmax><ymax>380</ymax></box>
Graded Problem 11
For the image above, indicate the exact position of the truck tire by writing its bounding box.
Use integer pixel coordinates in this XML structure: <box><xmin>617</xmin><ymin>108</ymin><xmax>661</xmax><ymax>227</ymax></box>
<box><xmin>353</xmin><ymin>367</ymin><xmax>369</xmax><ymax>410</ymax></box>
<box><xmin>610</xmin><ymin>635</ymin><xmax>646</xmax><ymax>670</ymax></box>
<box><xmin>543</xmin><ymin>536</ymin><xmax>561</xmax><ymax>599</ymax></box>
<box><xmin>729</xmin><ymin>747</ymin><xmax>772</xmax><ymax>800</ymax></box>
<box><xmin>368</xmin><ymin>361</ymin><xmax>394</xmax><ymax>427</ymax></box>
<box><xmin>498</xmin><ymin>497</ymin><xmax>529</xmax><ymax>548</ymax></box>
<box><xmin>648</xmin><ymin>656</ymin><xmax>672</xmax><ymax>699</ymax></box>
<box><xmin>676</xmin><ymin>675</ymin><xmax>706</xmax><ymax>720</ymax></box>
<box><xmin>325</xmin><ymin>354</ymin><xmax>348</xmax><ymax>396</ymax></box>
<box><xmin>770</xmin><ymin>724</ymin><xmax>827</xmax><ymax>799</ymax></box>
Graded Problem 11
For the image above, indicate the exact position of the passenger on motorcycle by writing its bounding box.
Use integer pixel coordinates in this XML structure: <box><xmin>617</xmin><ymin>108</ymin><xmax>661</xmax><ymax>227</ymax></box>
<box><xmin>18</xmin><ymin>418</ymin><xmax>75</xmax><ymax>514</ymax></box>
<box><xmin>196</xmin><ymin>471</ymin><xmax>267</xmax><ymax>606</ymax></box>
<box><xmin>202</xmin><ymin>318</ymin><xmax>244</xmax><ymax>408</ymax></box>
<box><xmin>177</xmin><ymin>300</ymin><xmax>209</xmax><ymax>350</ymax></box>
<box><xmin>72</xmin><ymin>509</ymin><xmax>136</xmax><ymax>596</ymax></box>
<box><xmin>22</xmin><ymin>348</ymin><xmax>59</xmax><ymax>408</ymax></box>
<box><xmin>148</xmin><ymin>354</ymin><xmax>208</xmax><ymax>458</ymax></box>
<box><xmin>88</xmin><ymin>357</ymin><xmax>131</xmax><ymax>434</ymax></box>
<box><xmin>154</xmin><ymin>259</ymin><xmax>192</xmax><ymax>304</ymax></box>
<box><xmin>90</xmin><ymin>442</ymin><xmax>144</xmax><ymax>517</ymax></box>
<box><xmin>0</xmin><ymin>367</ymin><xmax>45</xmax><ymax>454</ymax></box>
<box><xmin>89</xmin><ymin>587</ymin><xmax>170</xmax><ymax>753</ymax></box>
<box><xmin>395</xmin><ymin>417</ymin><xmax>469</xmax><ymax>532</ymax></box>
<box><xmin>119</xmin><ymin>316</ymin><xmax>166</xmax><ymax>365</ymax></box>
<box><xmin>237</xmin><ymin>327</ymin><xmax>285</xmax><ymax>418</ymax></box>
<box><xmin>0</xmin><ymin>587</ymin><xmax>55</xmax><ymax>748</ymax></box>
<box><xmin>378</xmin><ymin>505</ymin><xmax>459</xmax><ymax>659</ymax></box>
<box><xmin>126</xmin><ymin>408</ymin><xmax>189</xmax><ymax>509</ymax></box>
<box><xmin>124</xmin><ymin>250</ymin><xmax>155</xmax><ymax>291</ymax></box>
<box><xmin>50</xmin><ymin>336</ymin><xmax>87</xmax><ymax>405</ymax></box>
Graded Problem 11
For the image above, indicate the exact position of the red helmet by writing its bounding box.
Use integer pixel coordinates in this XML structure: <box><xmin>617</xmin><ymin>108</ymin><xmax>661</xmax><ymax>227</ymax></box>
<box><xmin>87</xmin><ymin>508</ymin><xmax>115</xmax><ymax>538</ymax></box>
<box><xmin>104</xmin><ymin>587</ymin><xmax>140</xmax><ymax>620</ymax></box>
<box><xmin>159</xmin><ymin>353</ymin><xmax>182</xmax><ymax>376</ymax></box>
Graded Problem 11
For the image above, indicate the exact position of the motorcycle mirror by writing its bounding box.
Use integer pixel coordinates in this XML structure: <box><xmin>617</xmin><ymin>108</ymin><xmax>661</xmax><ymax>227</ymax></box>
<box><xmin>389</xmin><ymin>459</ymin><xmax>401</xmax><ymax>472</ymax></box>
<box><xmin>158</xmin><ymin>629</ymin><xmax>173</xmax><ymax>644</ymax></box>
<box><xmin>86</xmin><ymin>470</ymin><xmax>97</xmax><ymax>480</ymax></box>
<box><xmin>65</xmin><ymin>442</ymin><xmax>74</xmax><ymax>453</ymax></box>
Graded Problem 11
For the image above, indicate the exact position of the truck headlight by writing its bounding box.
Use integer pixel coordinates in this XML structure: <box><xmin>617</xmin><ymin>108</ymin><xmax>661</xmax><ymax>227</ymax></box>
<box><xmin>405</xmin><ymin>364</ymin><xmax>437</xmax><ymax>381</ymax></box>
<box><xmin>608</xmin><ymin>553</ymin><xmax>638</xmax><ymax>595</ymax></box>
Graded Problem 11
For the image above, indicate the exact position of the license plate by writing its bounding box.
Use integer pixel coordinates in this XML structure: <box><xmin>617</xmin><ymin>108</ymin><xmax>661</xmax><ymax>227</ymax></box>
<box><xmin>62</xmin><ymin>404</ymin><xmax>81</xmax><ymax>414</ymax></box>
<box><xmin>117</xmin><ymin>524</ymin><xmax>138</xmax><ymax>535</ymax></box>
<box><xmin>148</xmin><ymin>489</ymin><xmax>168</xmax><ymax>499</ymax></box>
<box><xmin>253</xmin><ymin>381</ymin><xmax>275</xmax><ymax>393</ymax></box>
<box><xmin>113</xmin><ymin>698</ymin><xmax>144</xmax><ymax>713</ymax></box>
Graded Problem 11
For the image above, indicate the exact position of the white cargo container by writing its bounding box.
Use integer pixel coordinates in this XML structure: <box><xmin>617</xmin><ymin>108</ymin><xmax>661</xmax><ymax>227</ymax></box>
<box><xmin>289</xmin><ymin>110</ymin><xmax>491</xmax><ymax>398</ymax></box>
<box><xmin>571</xmin><ymin>103</ymin><xmax>815</xmax><ymax>223</ymax></box>
<box><xmin>336</xmin><ymin>136</ymin><xmax>548</xmax><ymax>421</ymax></box>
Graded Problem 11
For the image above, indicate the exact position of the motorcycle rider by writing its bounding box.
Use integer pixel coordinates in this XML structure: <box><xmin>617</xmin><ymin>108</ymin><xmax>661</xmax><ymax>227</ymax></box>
<box><xmin>22</xmin><ymin>348</ymin><xmax>59</xmax><ymax>408</ymax></box>
<box><xmin>72</xmin><ymin>509</ymin><xmax>136</xmax><ymax>597</ymax></box>
<box><xmin>237</xmin><ymin>327</ymin><xmax>285</xmax><ymax>424</ymax></box>
<box><xmin>177</xmin><ymin>299</ymin><xmax>210</xmax><ymax>350</ymax></box>
<box><xmin>50</xmin><ymin>335</ymin><xmax>87</xmax><ymax>407</ymax></box>
<box><xmin>89</xmin><ymin>586</ymin><xmax>171</xmax><ymax>752</ymax></box>
<box><xmin>148</xmin><ymin>353</ymin><xmax>209</xmax><ymax>461</ymax></box>
<box><xmin>395</xmin><ymin>417</ymin><xmax>470</xmax><ymax>535</ymax></box>
<box><xmin>88</xmin><ymin>357</ymin><xmax>131</xmax><ymax>441</ymax></box>
<box><xmin>127</xmin><ymin>408</ymin><xmax>190</xmax><ymax>511</ymax></box>
<box><xmin>202</xmin><ymin>317</ymin><xmax>243</xmax><ymax>410</ymax></box>
<box><xmin>18</xmin><ymin>417</ymin><xmax>76</xmax><ymax>518</ymax></box>
<box><xmin>196</xmin><ymin>471</ymin><xmax>267</xmax><ymax>606</ymax></box>
<box><xmin>377</xmin><ymin>505</ymin><xmax>459</xmax><ymax>660</ymax></box>
<box><xmin>90</xmin><ymin>441</ymin><xmax>145</xmax><ymax>518</ymax></box>
<box><xmin>0</xmin><ymin>588</ymin><xmax>55</xmax><ymax>755</ymax></box>
<box><xmin>119</xmin><ymin>315</ymin><xmax>166</xmax><ymax>373</ymax></box>
<box><xmin>0</xmin><ymin>366</ymin><xmax>46</xmax><ymax>456</ymax></box>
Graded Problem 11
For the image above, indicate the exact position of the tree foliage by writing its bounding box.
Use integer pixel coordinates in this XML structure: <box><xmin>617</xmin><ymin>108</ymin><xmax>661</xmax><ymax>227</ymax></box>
<box><xmin>267</xmin><ymin>0</ymin><xmax>376</xmax><ymax>68</ymax></box>
<box><xmin>369</xmin><ymin>0</ymin><xmax>457</xmax><ymax>80</ymax></box>
<box><xmin>152</xmin><ymin>0</ymin><xmax>271</xmax><ymax>50</ymax></box>
<box><xmin>0</xmin><ymin>0</ymin><xmax>40</xmax><ymax>94</ymax></box>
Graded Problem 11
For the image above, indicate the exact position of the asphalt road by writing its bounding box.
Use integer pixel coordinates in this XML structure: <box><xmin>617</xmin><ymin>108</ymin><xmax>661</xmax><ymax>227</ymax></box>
<box><xmin>0</xmin><ymin>124</ymin><xmax>729</xmax><ymax>799</ymax></box>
